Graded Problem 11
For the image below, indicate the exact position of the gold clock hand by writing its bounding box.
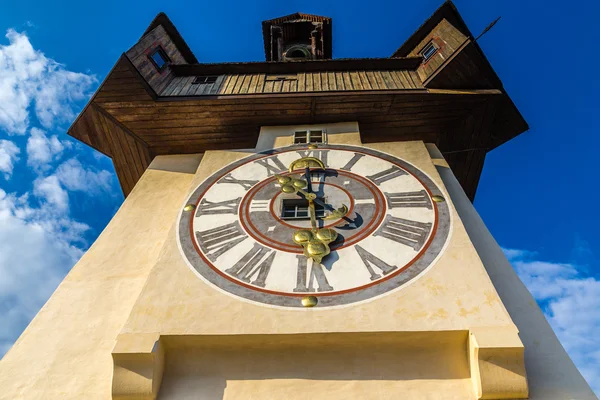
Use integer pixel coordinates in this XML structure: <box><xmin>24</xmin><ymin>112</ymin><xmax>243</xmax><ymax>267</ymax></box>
<box><xmin>274</xmin><ymin>173</ymin><xmax>339</xmax><ymax>264</ymax></box>
<box><xmin>312</xmin><ymin>197</ymin><xmax>349</xmax><ymax>220</ymax></box>
<box><xmin>307</xmin><ymin>198</ymin><xmax>318</xmax><ymax>232</ymax></box>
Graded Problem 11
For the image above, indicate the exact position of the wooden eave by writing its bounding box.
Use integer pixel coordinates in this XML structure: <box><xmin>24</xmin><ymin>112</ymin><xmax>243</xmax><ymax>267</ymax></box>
<box><xmin>170</xmin><ymin>57</ymin><xmax>421</xmax><ymax>76</ymax></box>
<box><xmin>391</xmin><ymin>1</ymin><xmax>528</xmax><ymax>150</ymax></box>
<box><xmin>68</xmin><ymin>57</ymin><xmax>502</xmax><ymax>200</ymax></box>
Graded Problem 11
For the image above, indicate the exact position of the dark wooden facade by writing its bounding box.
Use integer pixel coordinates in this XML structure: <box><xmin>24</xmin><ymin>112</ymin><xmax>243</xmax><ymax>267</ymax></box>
<box><xmin>68</xmin><ymin>2</ymin><xmax>527</xmax><ymax>200</ymax></box>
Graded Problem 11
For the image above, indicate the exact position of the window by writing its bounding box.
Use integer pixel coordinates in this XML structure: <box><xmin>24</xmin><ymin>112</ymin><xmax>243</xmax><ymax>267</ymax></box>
<box><xmin>284</xmin><ymin>46</ymin><xmax>311</xmax><ymax>60</ymax></box>
<box><xmin>265</xmin><ymin>74</ymin><xmax>297</xmax><ymax>82</ymax></box>
<box><xmin>420</xmin><ymin>41</ymin><xmax>439</xmax><ymax>62</ymax></box>
<box><xmin>294</xmin><ymin>129</ymin><xmax>326</xmax><ymax>144</ymax></box>
<box><xmin>281</xmin><ymin>199</ymin><xmax>325</xmax><ymax>220</ymax></box>
<box><xmin>192</xmin><ymin>76</ymin><xmax>218</xmax><ymax>85</ymax></box>
<box><xmin>148</xmin><ymin>47</ymin><xmax>170</xmax><ymax>71</ymax></box>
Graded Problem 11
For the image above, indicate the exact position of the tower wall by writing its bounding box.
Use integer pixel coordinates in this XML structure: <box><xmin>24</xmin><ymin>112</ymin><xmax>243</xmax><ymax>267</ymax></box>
<box><xmin>0</xmin><ymin>155</ymin><xmax>202</xmax><ymax>399</ymax></box>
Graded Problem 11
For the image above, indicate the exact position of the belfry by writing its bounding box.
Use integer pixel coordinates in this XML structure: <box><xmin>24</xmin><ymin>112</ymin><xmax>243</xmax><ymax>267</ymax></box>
<box><xmin>0</xmin><ymin>2</ymin><xmax>596</xmax><ymax>399</ymax></box>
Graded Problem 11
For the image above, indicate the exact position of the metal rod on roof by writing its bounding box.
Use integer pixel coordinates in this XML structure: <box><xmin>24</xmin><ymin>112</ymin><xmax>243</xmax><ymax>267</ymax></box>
<box><xmin>474</xmin><ymin>16</ymin><xmax>501</xmax><ymax>42</ymax></box>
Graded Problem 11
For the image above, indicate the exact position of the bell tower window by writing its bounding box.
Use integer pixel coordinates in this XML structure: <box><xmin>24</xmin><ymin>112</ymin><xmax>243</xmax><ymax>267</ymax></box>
<box><xmin>262</xmin><ymin>13</ymin><xmax>332</xmax><ymax>62</ymax></box>
<box><xmin>284</xmin><ymin>46</ymin><xmax>311</xmax><ymax>61</ymax></box>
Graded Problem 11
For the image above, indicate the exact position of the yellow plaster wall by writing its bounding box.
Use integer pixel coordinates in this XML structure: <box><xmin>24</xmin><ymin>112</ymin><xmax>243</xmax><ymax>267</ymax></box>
<box><xmin>0</xmin><ymin>155</ymin><xmax>202</xmax><ymax>400</ymax></box>
<box><xmin>0</xmin><ymin>123</ymin><xmax>532</xmax><ymax>399</ymax></box>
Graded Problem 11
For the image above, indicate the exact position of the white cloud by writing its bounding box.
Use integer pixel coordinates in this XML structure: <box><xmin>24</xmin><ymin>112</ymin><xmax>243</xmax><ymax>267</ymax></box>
<box><xmin>33</xmin><ymin>175</ymin><xmax>68</xmax><ymax>212</ymax></box>
<box><xmin>0</xmin><ymin>189</ymin><xmax>87</xmax><ymax>355</ymax></box>
<box><xmin>55</xmin><ymin>158</ymin><xmax>112</xmax><ymax>194</ymax></box>
<box><xmin>0</xmin><ymin>140</ymin><xmax>20</xmax><ymax>179</ymax></box>
<box><xmin>0</xmin><ymin>29</ymin><xmax>96</xmax><ymax>134</ymax></box>
<box><xmin>0</xmin><ymin>27</ymin><xmax>119</xmax><ymax>362</ymax></box>
<box><xmin>505</xmin><ymin>248</ymin><xmax>600</xmax><ymax>394</ymax></box>
<box><xmin>26</xmin><ymin>127</ymin><xmax>64</xmax><ymax>169</ymax></box>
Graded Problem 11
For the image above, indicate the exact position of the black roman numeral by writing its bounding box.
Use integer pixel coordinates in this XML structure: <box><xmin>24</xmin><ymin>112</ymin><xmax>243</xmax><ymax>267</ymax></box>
<box><xmin>195</xmin><ymin>221</ymin><xmax>247</xmax><ymax>262</ymax></box>
<box><xmin>225</xmin><ymin>243</ymin><xmax>275</xmax><ymax>287</ymax></box>
<box><xmin>293</xmin><ymin>256</ymin><xmax>333</xmax><ymax>292</ymax></box>
<box><xmin>367</xmin><ymin>165</ymin><xmax>407</xmax><ymax>185</ymax></box>
<box><xmin>340</xmin><ymin>153</ymin><xmax>365</xmax><ymax>171</ymax></box>
<box><xmin>355</xmin><ymin>245</ymin><xmax>398</xmax><ymax>280</ymax></box>
<box><xmin>220</xmin><ymin>173</ymin><xmax>259</xmax><ymax>190</ymax></box>
<box><xmin>196</xmin><ymin>197</ymin><xmax>241</xmax><ymax>216</ymax></box>
<box><xmin>254</xmin><ymin>156</ymin><xmax>286</xmax><ymax>176</ymax></box>
<box><xmin>385</xmin><ymin>190</ymin><xmax>432</xmax><ymax>209</ymax></box>
<box><xmin>374</xmin><ymin>215</ymin><xmax>432</xmax><ymax>251</ymax></box>
<box><xmin>296</xmin><ymin>149</ymin><xmax>328</xmax><ymax>166</ymax></box>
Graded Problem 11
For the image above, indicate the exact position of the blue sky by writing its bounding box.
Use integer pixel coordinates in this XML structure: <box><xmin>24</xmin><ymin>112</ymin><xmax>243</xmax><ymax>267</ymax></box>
<box><xmin>0</xmin><ymin>0</ymin><xmax>598</xmax><ymax>393</ymax></box>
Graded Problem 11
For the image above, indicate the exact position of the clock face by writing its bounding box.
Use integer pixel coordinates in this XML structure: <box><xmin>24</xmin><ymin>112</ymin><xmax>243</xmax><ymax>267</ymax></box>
<box><xmin>177</xmin><ymin>144</ymin><xmax>450</xmax><ymax>308</ymax></box>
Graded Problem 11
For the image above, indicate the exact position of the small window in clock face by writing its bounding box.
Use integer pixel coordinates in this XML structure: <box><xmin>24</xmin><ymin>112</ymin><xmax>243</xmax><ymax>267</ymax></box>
<box><xmin>281</xmin><ymin>199</ymin><xmax>325</xmax><ymax>219</ymax></box>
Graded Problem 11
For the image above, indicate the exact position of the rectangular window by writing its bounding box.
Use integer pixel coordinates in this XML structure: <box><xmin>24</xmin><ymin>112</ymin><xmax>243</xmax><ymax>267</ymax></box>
<box><xmin>281</xmin><ymin>199</ymin><xmax>325</xmax><ymax>220</ymax></box>
<box><xmin>294</xmin><ymin>129</ymin><xmax>326</xmax><ymax>144</ymax></box>
<box><xmin>148</xmin><ymin>47</ymin><xmax>170</xmax><ymax>71</ymax></box>
<box><xmin>265</xmin><ymin>74</ymin><xmax>298</xmax><ymax>82</ymax></box>
<box><xmin>420</xmin><ymin>41</ymin><xmax>439</xmax><ymax>62</ymax></box>
<box><xmin>192</xmin><ymin>76</ymin><xmax>218</xmax><ymax>85</ymax></box>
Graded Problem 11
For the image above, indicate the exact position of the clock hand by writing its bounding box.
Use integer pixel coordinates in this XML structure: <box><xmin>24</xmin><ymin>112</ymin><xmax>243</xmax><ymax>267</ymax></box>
<box><xmin>275</xmin><ymin>175</ymin><xmax>349</xmax><ymax>221</ymax></box>
<box><xmin>307</xmin><ymin>198</ymin><xmax>318</xmax><ymax>232</ymax></box>
<box><xmin>304</xmin><ymin>167</ymin><xmax>313</xmax><ymax>194</ymax></box>
<box><xmin>311</xmin><ymin>197</ymin><xmax>349</xmax><ymax>220</ymax></box>
<box><xmin>274</xmin><ymin>173</ymin><xmax>338</xmax><ymax>264</ymax></box>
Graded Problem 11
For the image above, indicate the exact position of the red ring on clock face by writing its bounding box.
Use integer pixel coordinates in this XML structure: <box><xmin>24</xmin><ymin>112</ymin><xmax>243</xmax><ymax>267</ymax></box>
<box><xmin>238</xmin><ymin>169</ymin><xmax>386</xmax><ymax>253</ymax></box>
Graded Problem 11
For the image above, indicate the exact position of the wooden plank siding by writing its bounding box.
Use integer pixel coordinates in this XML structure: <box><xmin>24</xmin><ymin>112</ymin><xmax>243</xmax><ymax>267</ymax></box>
<box><xmin>407</xmin><ymin>19</ymin><xmax>468</xmax><ymax>84</ymax></box>
<box><xmin>126</xmin><ymin>25</ymin><xmax>188</xmax><ymax>95</ymax></box>
<box><xmin>159</xmin><ymin>70</ymin><xmax>422</xmax><ymax>96</ymax></box>
<box><xmin>71</xmin><ymin>104</ymin><xmax>153</xmax><ymax>197</ymax></box>
<box><xmin>94</xmin><ymin>57</ymin><xmax>154</xmax><ymax>105</ymax></box>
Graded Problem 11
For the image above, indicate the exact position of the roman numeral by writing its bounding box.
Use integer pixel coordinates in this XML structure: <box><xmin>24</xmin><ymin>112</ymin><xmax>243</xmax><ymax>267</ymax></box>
<box><xmin>195</xmin><ymin>221</ymin><xmax>247</xmax><ymax>262</ymax></box>
<box><xmin>225</xmin><ymin>243</ymin><xmax>275</xmax><ymax>287</ymax></box>
<box><xmin>293</xmin><ymin>256</ymin><xmax>333</xmax><ymax>292</ymax></box>
<box><xmin>220</xmin><ymin>173</ymin><xmax>258</xmax><ymax>190</ymax></box>
<box><xmin>385</xmin><ymin>190</ymin><xmax>432</xmax><ymax>209</ymax></box>
<box><xmin>355</xmin><ymin>245</ymin><xmax>398</xmax><ymax>281</ymax></box>
<box><xmin>340</xmin><ymin>153</ymin><xmax>365</xmax><ymax>171</ymax></box>
<box><xmin>254</xmin><ymin>156</ymin><xmax>286</xmax><ymax>176</ymax></box>
<box><xmin>296</xmin><ymin>149</ymin><xmax>328</xmax><ymax>166</ymax></box>
<box><xmin>374</xmin><ymin>215</ymin><xmax>432</xmax><ymax>251</ymax></box>
<box><xmin>367</xmin><ymin>165</ymin><xmax>407</xmax><ymax>185</ymax></box>
<box><xmin>196</xmin><ymin>197</ymin><xmax>241</xmax><ymax>216</ymax></box>
<box><xmin>250</xmin><ymin>199</ymin><xmax>270</xmax><ymax>212</ymax></box>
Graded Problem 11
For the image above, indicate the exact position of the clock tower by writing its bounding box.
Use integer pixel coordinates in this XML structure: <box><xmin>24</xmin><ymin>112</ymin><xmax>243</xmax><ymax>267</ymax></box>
<box><xmin>0</xmin><ymin>2</ymin><xmax>596</xmax><ymax>399</ymax></box>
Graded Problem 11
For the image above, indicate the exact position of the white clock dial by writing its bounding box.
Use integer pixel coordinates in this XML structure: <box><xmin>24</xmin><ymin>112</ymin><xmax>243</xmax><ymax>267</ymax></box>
<box><xmin>178</xmin><ymin>144</ymin><xmax>451</xmax><ymax>308</ymax></box>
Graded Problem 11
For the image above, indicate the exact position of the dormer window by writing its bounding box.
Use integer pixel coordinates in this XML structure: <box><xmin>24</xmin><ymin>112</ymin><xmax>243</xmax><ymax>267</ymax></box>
<box><xmin>420</xmin><ymin>41</ymin><xmax>439</xmax><ymax>62</ymax></box>
<box><xmin>294</xmin><ymin>130</ymin><xmax>326</xmax><ymax>144</ymax></box>
<box><xmin>148</xmin><ymin>47</ymin><xmax>170</xmax><ymax>71</ymax></box>
<box><xmin>192</xmin><ymin>76</ymin><xmax>218</xmax><ymax>85</ymax></box>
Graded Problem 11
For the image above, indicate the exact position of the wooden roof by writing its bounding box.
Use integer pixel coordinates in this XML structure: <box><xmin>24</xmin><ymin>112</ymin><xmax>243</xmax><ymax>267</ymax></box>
<box><xmin>67</xmin><ymin>3</ymin><xmax>528</xmax><ymax>201</ymax></box>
